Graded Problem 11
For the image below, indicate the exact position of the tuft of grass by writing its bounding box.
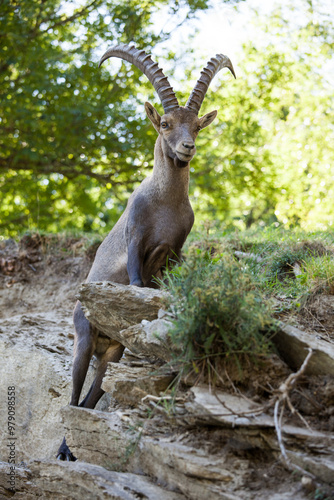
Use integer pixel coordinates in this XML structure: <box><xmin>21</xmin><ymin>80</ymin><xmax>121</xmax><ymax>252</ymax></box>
<box><xmin>162</xmin><ymin>248</ymin><xmax>276</xmax><ymax>380</ymax></box>
<box><xmin>265</xmin><ymin>241</ymin><xmax>330</xmax><ymax>283</ymax></box>
<box><xmin>300</xmin><ymin>255</ymin><xmax>334</xmax><ymax>295</ymax></box>
<box><xmin>185</xmin><ymin>225</ymin><xmax>334</xmax><ymax>320</ymax></box>
<box><xmin>258</xmin><ymin>242</ymin><xmax>334</xmax><ymax>311</ymax></box>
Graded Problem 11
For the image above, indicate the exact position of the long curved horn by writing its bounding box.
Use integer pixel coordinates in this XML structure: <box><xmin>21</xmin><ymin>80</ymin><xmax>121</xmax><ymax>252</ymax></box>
<box><xmin>99</xmin><ymin>44</ymin><xmax>179</xmax><ymax>114</ymax></box>
<box><xmin>185</xmin><ymin>54</ymin><xmax>236</xmax><ymax>115</ymax></box>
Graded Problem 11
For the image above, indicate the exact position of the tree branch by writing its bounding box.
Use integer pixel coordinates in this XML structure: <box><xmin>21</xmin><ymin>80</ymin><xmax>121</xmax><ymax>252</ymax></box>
<box><xmin>44</xmin><ymin>0</ymin><xmax>102</xmax><ymax>32</ymax></box>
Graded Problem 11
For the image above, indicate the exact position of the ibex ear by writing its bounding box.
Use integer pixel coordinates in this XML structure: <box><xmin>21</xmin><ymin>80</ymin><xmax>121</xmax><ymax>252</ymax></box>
<box><xmin>145</xmin><ymin>102</ymin><xmax>161</xmax><ymax>133</ymax></box>
<box><xmin>199</xmin><ymin>110</ymin><xmax>218</xmax><ymax>130</ymax></box>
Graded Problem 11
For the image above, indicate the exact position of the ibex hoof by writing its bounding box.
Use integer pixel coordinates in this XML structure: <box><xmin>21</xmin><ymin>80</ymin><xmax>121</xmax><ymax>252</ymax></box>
<box><xmin>56</xmin><ymin>437</ymin><xmax>77</xmax><ymax>462</ymax></box>
<box><xmin>130</xmin><ymin>279</ymin><xmax>144</xmax><ymax>287</ymax></box>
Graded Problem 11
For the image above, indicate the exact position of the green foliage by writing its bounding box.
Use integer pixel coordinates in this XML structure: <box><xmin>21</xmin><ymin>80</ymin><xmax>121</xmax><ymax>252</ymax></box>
<box><xmin>162</xmin><ymin>248</ymin><xmax>275</xmax><ymax>376</ymax></box>
<box><xmin>0</xmin><ymin>0</ymin><xmax>212</xmax><ymax>235</ymax></box>
<box><xmin>187</xmin><ymin>225</ymin><xmax>334</xmax><ymax>313</ymax></box>
<box><xmin>185</xmin><ymin>4</ymin><xmax>334</xmax><ymax>231</ymax></box>
<box><xmin>1</xmin><ymin>0</ymin><xmax>333</xmax><ymax>236</ymax></box>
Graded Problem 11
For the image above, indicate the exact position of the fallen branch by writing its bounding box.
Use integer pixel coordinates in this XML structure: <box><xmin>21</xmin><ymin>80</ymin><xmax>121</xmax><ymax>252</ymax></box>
<box><xmin>272</xmin><ymin>348</ymin><xmax>316</xmax><ymax>478</ymax></box>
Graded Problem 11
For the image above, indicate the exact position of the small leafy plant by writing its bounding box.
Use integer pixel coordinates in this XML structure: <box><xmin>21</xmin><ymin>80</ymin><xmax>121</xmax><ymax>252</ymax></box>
<box><xmin>163</xmin><ymin>248</ymin><xmax>275</xmax><ymax>379</ymax></box>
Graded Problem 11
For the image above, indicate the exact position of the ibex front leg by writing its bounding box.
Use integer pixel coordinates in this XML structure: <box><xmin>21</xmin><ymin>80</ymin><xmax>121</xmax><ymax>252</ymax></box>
<box><xmin>127</xmin><ymin>239</ymin><xmax>144</xmax><ymax>287</ymax></box>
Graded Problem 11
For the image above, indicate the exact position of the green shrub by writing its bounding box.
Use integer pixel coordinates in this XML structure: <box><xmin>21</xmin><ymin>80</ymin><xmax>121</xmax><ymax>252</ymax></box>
<box><xmin>162</xmin><ymin>249</ymin><xmax>275</xmax><ymax>377</ymax></box>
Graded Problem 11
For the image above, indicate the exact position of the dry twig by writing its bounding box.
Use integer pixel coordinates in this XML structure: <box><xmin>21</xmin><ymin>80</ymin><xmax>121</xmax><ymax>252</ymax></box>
<box><xmin>272</xmin><ymin>348</ymin><xmax>315</xmax><ymax>478</ymax></box>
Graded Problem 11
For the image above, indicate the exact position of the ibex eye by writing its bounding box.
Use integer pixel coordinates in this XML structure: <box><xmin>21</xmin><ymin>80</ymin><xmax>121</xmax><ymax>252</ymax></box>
<box><xmin>161</xmin><ymin>122</ymin><xmax>168</xmax><ymax>129</ymax></box>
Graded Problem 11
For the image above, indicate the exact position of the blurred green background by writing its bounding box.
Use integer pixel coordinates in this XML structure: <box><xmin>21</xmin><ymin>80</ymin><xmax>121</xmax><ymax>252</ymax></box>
<box><xmin>1</xmin><ymin>0</ymin><xmax>333</xmax><ymax>237</ymax></box>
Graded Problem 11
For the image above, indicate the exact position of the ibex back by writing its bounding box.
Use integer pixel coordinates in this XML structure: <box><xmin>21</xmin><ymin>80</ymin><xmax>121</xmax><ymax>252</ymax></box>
<box><xmin>57</xmin><ymin>44</ymin><xmax>235</xmax><ymax>460</ymax></box>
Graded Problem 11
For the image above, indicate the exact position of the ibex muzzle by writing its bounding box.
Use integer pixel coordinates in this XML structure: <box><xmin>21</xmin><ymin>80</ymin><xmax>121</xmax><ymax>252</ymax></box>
<box><xmin>57</xmin><ymin>44</ymin><xmax>235</xmax><ymax>461</ymax></box>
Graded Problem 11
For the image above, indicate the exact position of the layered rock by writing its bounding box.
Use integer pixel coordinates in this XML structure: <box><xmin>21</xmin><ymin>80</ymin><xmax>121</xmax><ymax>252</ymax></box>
<box><xmin>78</xmin><ymin>281</ymin><xmax>178</xmax><ymax>361</ymax></box>
<box><xmin>1</xmin><ymin>277</ymin><xmax>334</xmax><ymax>499</ymax></box>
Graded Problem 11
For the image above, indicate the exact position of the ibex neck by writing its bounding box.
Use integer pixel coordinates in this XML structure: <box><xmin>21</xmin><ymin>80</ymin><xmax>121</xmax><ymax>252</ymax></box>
<box><xmin>152</xmin><ymin>136</ymin><xmax>190</xmax><ymax>201</ymax></box>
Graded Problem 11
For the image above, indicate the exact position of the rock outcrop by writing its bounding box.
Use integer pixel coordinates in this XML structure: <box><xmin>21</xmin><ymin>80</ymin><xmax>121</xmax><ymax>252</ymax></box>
<box><xmin>274</xmin><ymin>322</ymin><xmax>334</xmax><ymax>376</ymax></box>
<box><xmin>102</xmin><ymin>361</ymin><xmax>175</xmax><ymax>405</ymax></box>
<box><xmin>78</xmin><ymin>281</ymin><xmax>169</xmax><ymax>333</ymax></box>
<box><xmin>78</xmin><ymin>281</ymin><xmax>178</xmax><ymax>361</ymax></box>
<box><xmin>1</xmin><ymin>269</ymin><xmax>334</xmax><ymax>499</ymax></box>
<box><xmin>0</xmin><ymin>312</ymin><xmax>109</xmax><ymax>464</ymax></box>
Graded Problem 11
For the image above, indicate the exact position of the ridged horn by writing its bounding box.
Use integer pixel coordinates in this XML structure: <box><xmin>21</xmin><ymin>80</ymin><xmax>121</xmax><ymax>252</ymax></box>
<box><xmin>99</xmin><ymin>44</ymin><xmax>179</xmax><ymax>113</ymax></box>
<box><xmin>186</xmin><ymin>54</ymin><xmax>236</xmax><ymax>115</ymax></box>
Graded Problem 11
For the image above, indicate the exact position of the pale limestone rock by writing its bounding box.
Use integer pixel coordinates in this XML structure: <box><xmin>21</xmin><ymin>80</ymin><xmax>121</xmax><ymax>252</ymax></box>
<box><xmin>188</xmin><ymin>386</ymin><xmax>334</xmax><ymax>448</ymax></box>
<box><xmin>60</xmin><ymin>405</ymin><xmax>250</xmax><ymax>500</ymax></box>
<box><xmin>187</xmin><ymin>385</ymin><xmax>274</xmax><ymax>427</ymax></box>
<box><xmin>0</xmin><ymin>460</ymin><xmax>185</xmax><ymax>499</ymax></box>
<box><xmin>62</xmin><ymin>406</ymin><xmax>130</xmax><ymax>469</ymax></box>
<box><xmin>184</xmin><ymin>386</ymin><xmax>334</xmax><ymax>486</ymax></box>
<box><xmin>0</xmin><ymin>313</ymin><xmax>109</xmax><ymax>462</ymax></box>
<box><xmin>116</xmin><ymin>319</ymin><xmax>179</xmax><ymax>361</ymax></box>
<box><xmin>102</xmin><ymin>362</ymin><xmax>175</xmax><ymax>404</ymax></box>
<box><xmin>78</xmin><ymin>281</ymin><xmax>168</xmax><ymax>335</ymax></box>
<box><xmin>2</xmin><ymin>268</ymin><xmax>334</xmax><ymax>498</ymax></box>
<box><xmin>274</xmin><ymin>322</ymin><xmax>334</xmax><ymax>376</ymax></box>
<box><xmin>78</xmin><ymin>281</ymin><xmax>178</xmax><ymax>361</ymax></box>
<box><xmin>287</xmin><ymin>452</ymin><xmax>334</xmax><ymax>485</ymax></box>
<box><xmin>0</xmin><ymin>461</ymin><xmax>41</xmax><ymax>499</ymax></box>
<box><xmin>30</xmin><ymin>459</ymin><xmax>184</xmax><ymax>500</ymax></box>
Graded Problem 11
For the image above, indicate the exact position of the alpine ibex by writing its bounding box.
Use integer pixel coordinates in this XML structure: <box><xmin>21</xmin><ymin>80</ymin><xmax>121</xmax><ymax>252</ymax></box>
<box><xmin>57</xmin><ymin>44</ymin><xmax>235</xmax><ymax>460</ymax></box>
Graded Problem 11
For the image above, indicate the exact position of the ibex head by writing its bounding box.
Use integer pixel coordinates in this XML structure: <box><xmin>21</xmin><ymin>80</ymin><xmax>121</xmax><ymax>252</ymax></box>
<box><xmin>99</xmin><ymin>45</ymin><xmax>235</xmax><ymax>167</ymax></box>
